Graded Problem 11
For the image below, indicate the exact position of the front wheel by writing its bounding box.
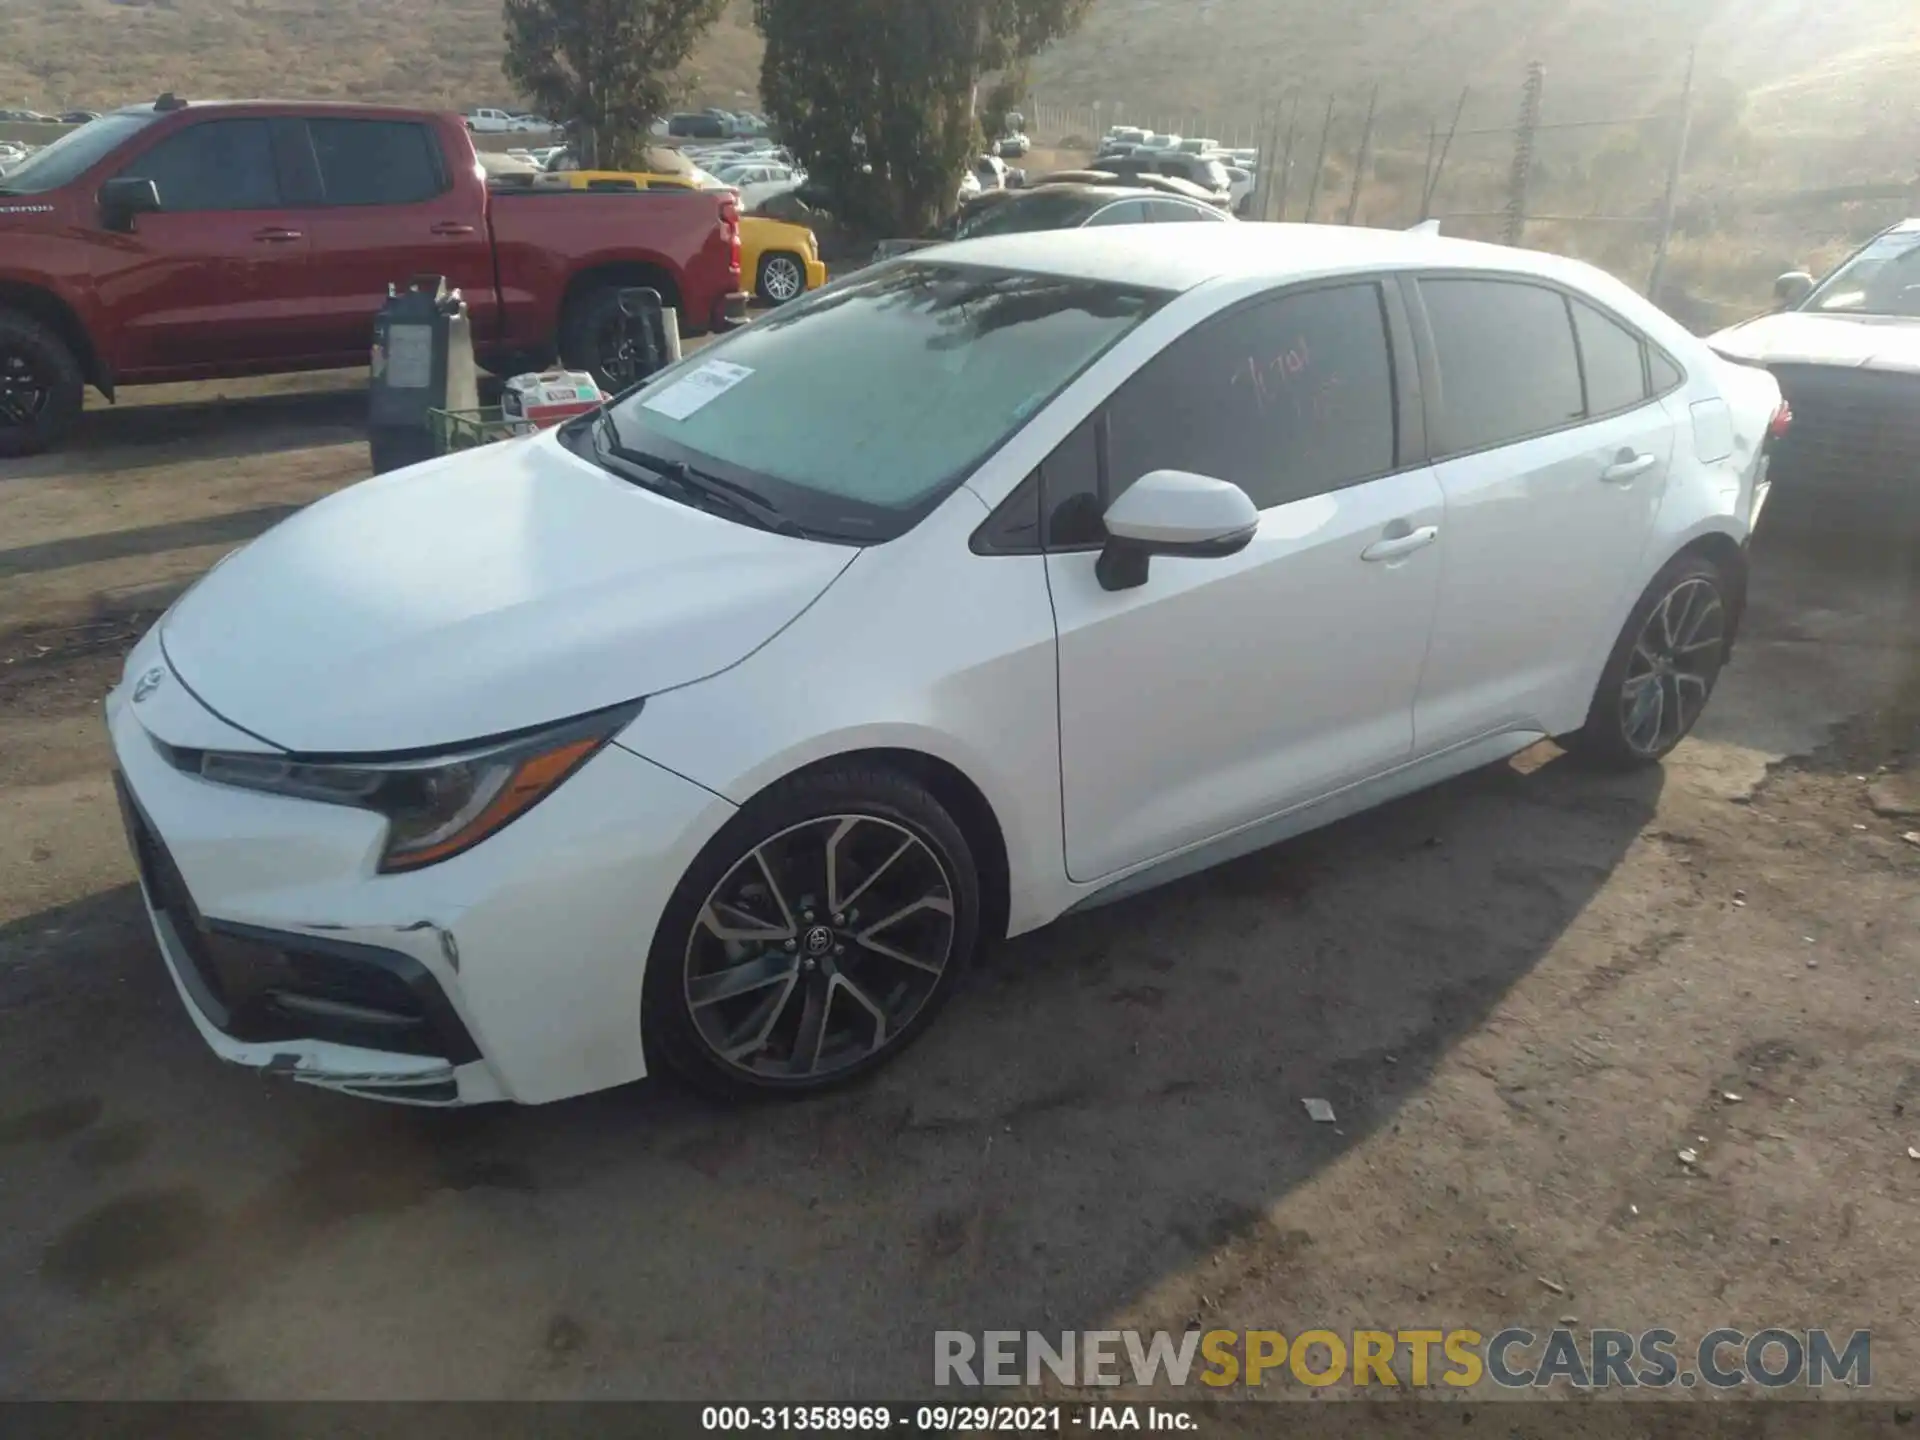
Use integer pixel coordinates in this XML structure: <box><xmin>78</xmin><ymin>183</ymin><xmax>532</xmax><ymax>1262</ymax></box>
<box><xmin>0</xmin><ymin>309</ymin><xmax>84</xmax><ymax>460</ymax></box>
<box><xmin>642</xmin><ymin>766</ymin><xmax>981</xmax><ymax>1098</ymax></box>
<box><xmin>756</xmin><ymin>252</ymin><xmax>807</xmax><ymax>306</ymax></box>
<box><xmin>1563</xmin><ymin>553</ymin><xmax>1731</xmax><ymax>768</ymax></box>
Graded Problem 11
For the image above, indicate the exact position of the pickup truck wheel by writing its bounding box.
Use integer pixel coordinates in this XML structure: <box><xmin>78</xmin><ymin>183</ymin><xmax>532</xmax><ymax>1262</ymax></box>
<box><xmin>560</xmin><ymin>284</ymin><xmax>673</xmax><ymax>396</ymax></box>
<box><xmin>757</xmin><ymin>253</ymin><xmax>807</xmax><ymax>306</ymax></box>
<box><xmin>0</xmin><ymin>311</ymin><xmax>83</xmax><ymax>460</ymax></box>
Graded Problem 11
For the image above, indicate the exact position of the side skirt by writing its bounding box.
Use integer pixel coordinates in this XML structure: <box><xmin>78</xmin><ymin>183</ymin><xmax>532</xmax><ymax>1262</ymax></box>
<box><xmin>1061</xmin><ymin>728</ymin><xmax>1546</xmax><ymax>918</ymax></box>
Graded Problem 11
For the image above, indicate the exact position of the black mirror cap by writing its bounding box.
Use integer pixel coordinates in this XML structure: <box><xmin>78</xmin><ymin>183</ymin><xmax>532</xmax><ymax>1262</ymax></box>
<box><xmin>1094</xmin><ymin>523</ymin><xmax>1257</xmax><ymax>592</ymax></box>
<box><xmin>99</xmin><ymin>176</ymin><xmax>161</xmax><ymax>230</ymax></box>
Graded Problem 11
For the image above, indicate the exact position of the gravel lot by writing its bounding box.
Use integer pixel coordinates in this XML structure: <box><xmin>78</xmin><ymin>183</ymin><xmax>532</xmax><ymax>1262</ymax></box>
<box><xmin>1</xmin><ymin>377</ymin><xmax>1917</xmax><ymax>1401</ymax></box>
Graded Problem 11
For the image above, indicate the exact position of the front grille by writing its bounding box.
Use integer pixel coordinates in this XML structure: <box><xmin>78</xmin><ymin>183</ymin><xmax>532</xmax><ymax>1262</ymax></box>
<box><xmin>1767</xmin><ymin>365</ymin><xmax>1920</xmax><ymax>529</ymax></box>
<box><xmin>114</xmin><ymin>774</ymin><xmax>479</xmax><ymax>1063</ymax></box>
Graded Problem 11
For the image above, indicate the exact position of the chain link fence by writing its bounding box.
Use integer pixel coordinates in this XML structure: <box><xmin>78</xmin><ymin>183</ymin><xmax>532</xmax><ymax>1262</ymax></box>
<box><xmin>1028</xmin><ymin>59</ymin><xmax>1920</xmax><ymax>329</ymax></box>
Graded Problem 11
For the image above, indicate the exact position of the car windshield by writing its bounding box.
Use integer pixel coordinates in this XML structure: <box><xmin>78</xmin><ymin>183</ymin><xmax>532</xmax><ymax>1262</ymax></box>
<box><xmin>957</xmin><ymin>190</ymin><xmax>1099</xmax><ymax>239</ymax></box>
<box><xmin>603</xmin><ymin>262</ymin><xmax>1167</xmax><ymax>541</ymax></box>
<box><xmin>1807</xmin><ymin>232</ymin><xmax>1920</xmax><ymax>317</ymax></box>
<box><xmin>0</xmin><ymin>111</ymin><xmax>158</xmax><ymax>194</ymax></box>
<box><xmin>1196</xmin><ymin>159</ymin><xmax>1230</xmax><ymax>189</ymax></box>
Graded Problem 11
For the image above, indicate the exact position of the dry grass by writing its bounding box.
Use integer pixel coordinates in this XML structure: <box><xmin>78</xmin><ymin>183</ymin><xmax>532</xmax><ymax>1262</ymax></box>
<box><xmin>4</xmin><ymin>0</ymin><xmax>1912</xmax><ymax>317</ymax></box>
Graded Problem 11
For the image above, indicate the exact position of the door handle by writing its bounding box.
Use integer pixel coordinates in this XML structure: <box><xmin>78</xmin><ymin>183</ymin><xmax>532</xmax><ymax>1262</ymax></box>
<box><xmin>251</xmin><ymin>227</ymin><xmax>302</xmax><ymax>243</ymax></box>
<box><xmin>1361</xmin><ymin>524</ymin><xmax>1439</xmax><ymax>563</ymax></box>
<box><xmin>1602</xmin><ymin>451</ymin><xmax>1657</xmax><ymax>484</ymax></box>
<box><xmin>431</xmin><ymin>221</ymin><xmax>477</xmax><ymax>236</ymax></box>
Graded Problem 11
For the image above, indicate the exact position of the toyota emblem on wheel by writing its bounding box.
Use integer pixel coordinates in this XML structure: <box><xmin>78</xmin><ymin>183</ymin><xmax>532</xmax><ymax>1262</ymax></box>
<box><xmin>132</xmin><ymin>667</ymin><xmax>166</xmax><ymax>703</ymax></box>
<box><xmin>804</xmin><ymin>924</ymin><xmax>835</xmax><ymax>956</ymax></box>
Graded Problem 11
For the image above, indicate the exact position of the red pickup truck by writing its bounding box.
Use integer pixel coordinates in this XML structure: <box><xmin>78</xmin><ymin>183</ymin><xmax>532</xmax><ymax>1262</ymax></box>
<box><xmin>0</xmin><ymin>97</ymin><xmax>748</xmax><ymax>456</ymax></box>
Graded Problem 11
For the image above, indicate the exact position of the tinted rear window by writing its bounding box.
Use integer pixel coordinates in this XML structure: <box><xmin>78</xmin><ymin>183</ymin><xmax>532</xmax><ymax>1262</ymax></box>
<box><xmin>308</xmin><ymin>119</ymin><xmax>445</xmax><ymax>205</ymax></box>
<box><xmin>1421</xmin><ymin>278</ymin><xmax>1584</xmax><ymax>455</ymax></box>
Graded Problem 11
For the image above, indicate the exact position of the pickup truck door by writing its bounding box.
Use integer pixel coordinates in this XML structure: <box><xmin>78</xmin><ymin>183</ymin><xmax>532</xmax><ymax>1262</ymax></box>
<box><xmin>283</xmin><ymin>116</ymin><xmax>500</xmax><ymax>361</ymax></box>
<box><xmin>95</xmin><ymin>116</ymin><xmax>316</xmax><ymax>377</ymax></box>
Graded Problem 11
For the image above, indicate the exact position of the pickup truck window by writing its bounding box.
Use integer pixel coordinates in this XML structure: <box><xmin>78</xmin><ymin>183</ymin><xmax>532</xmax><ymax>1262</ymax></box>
<box><xmin>307</xmin><ymin>119</ymin><xmax>447</xmax><ymax>206</ymax></box>
<box><xmin>116</xmin><ymin>119</ymin><xmax>281</xmax><ymax>212</ymax></box>
<box><xmin>0</xmin><ymin>111</ymin><xmax>158</xmax><ymax>194</ymax></box>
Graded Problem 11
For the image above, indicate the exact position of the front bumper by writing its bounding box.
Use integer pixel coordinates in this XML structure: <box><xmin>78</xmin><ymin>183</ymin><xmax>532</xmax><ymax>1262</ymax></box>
<box><xmin>804</xmin><ymin>256</ymin><xmax>829</xmax><ymax>292</ymax></box>
<box><xmin>105</xmin><ymin>658</ymin><xmax>736</xmax><ymax>1106</ymax></box>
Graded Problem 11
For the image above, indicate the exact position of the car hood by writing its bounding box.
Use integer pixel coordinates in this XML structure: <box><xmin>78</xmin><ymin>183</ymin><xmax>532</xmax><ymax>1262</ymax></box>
<box><xmin>1708</xmin><ymin>311</ymin><xmax>1920</xmax><ymax>375</ymax></box>
<box><xmin>159</xmin><ymin>431</ymin><xmax>857</xmax><ymax>754</ymax></box>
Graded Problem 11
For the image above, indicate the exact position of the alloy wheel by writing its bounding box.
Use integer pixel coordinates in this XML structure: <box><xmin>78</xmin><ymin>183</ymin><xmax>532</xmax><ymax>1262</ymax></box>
<box><xmin>683</xmin><ymin>814</ymin><xmax>956</xmax><ymax>1080</ymax></box>
<box><xmin>761</xmin><ymin>256</ymin><xmax>805</xmax><ymax>304</ymax></box>
<box><xmin>1619</xmin><ymin>575</ymin><xmax>1725</xmax><ymax>758</ymax></box>
<box><xmin>0</xmin><ymin>350</ymin><xmax>51</xmax><ymax>432</ymax></box>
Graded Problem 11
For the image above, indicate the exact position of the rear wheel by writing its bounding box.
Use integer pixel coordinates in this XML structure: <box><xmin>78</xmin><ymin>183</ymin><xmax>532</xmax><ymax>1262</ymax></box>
<box><xmin>1564</xmin><ymin>553</ymin><xmax>1730</xmax><ymax>768</ymax></box>
<box><xmin>558</xmin><ymin>282</ymin><xmax>677</xmax><ymax>395</ymax></box>
<box><xmin>756</xmin><ymin>252</ymin><xmax>807</xmax><ymax>306</ymax></box>
<box><xmin>642</xmin><ymin>766</ymin><xmax>980</xmax><ymax>1099</ymax></box>
<box><xmin>0</xmin><ymin>309</ymin><xmax>84</xmax><ymax>460</ymax></box>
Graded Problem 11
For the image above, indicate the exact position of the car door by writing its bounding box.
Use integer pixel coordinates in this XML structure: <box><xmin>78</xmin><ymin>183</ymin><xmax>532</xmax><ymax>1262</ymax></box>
<box><xmin>96</xmin><ymin>116</ymin><xmax>315</xmax><ymax>375</ymax></box>
<box><xmin>289</xmin><ymin>116</ymin><xmax>499</xmax><ymax>359</ymax></box>
<box><xmin>1409</xmin><ymin>275</ymin><xmax>1674</xmax><ymax>753</ymax></box>
<box><xmin>1045</xmin><ymin>280</ymin><xmax>1446</xmax><ymax>883</ymax></box>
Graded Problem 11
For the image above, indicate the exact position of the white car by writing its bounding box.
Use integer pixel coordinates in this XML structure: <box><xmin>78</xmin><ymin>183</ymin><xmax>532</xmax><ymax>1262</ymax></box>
<box><xmin>107</xmin><ymin>225</ymin><xmax>1783</xmax><ymax>1107</ymax></box>
<box><xmin>464</xmin><ymin>109</ymin><xmax>518</xmax><ymax>134</ymax></box>
<box><xmin>714</xmin><ymin>162</ymin><xmax>804</xmax><ymax>212</ymax></box>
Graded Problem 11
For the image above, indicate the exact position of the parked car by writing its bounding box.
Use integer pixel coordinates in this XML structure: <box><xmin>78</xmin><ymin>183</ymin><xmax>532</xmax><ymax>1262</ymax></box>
<box><xmin>1222</xmin><ymin>165</ymin><xmax>1255</xmax><ymax>215</ymax></box>
<box><xmin>997</xmin><ymin>134</ymin><xmax>1031</xmax><ymax>159</ymax></box>
<box><xmin>1706</xmin><ymin>218</ymin><xmax>1920</xmax><ymax>526</ymax></box>
<box><xmin>741</xmin><ymin>215</ymin><xmax>825</xmax><ymax>305</ymax></box>
<box><xmin>59</xmin><ymin>110</ymin><xmax>101</xmax><ymax>126</ymax></box>
<box><xmin>0</xmin><ymin>99</ymin><xmax>750</xmax><ymax>455</ymax></box>
<box><xmin>464</xmin><ymin>108</ymin><xmax>519</xmax><ymax>133</ymax></box>
<box><xmin>712</xmin><ymin>161</ymin><xmax>805</xmax><ymax>212</ymax></box>
<box><xmin>100</xmin><ymin>224</ymin><xmax>1784</xmax><ymax>1105</ymax></box>
<box><xmin>874</xmin><ymin>181</ymin><xmax>1231</xmax><ymax>260</ymax></box>
<box><xmin>1175</xmin><ymin>137</ymin><xmax>1220</xmax><ymax>155</ymax></box>
<box><xmin>668</xmin><ymin>112</ymin><xmax>729</xmax><ymax>140</ymax></box>
<box><xmin>1097</xmin><ymin>152</ymin><xmax>1233</xmax><ymax>207</ymax></box>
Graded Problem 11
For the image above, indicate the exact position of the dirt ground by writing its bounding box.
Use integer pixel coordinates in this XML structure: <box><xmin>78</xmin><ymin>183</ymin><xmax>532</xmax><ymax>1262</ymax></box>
<box><xmin>1</xmin><ymin>376</ymin><xmax>1918</xmax><ymax>1404</ymax></box>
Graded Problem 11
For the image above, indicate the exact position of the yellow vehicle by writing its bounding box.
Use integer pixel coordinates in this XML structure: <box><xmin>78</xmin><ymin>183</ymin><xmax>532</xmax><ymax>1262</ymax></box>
<box><xmin>537</xmin><ymin>171</ymin><xmax>826</xmax><ymax>306</ymax></box>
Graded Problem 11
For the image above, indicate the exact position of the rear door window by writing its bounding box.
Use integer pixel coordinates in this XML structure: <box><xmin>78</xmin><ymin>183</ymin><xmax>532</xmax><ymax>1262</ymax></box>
<box><xmin>1420</xmin><ymin>278</ymin><xmax>1584</xmax><ymax>455</ymax></box>
<box><xmin>115</xmin><ymin>118</ymin><xmax>280</xmax><ymax>211</ymax></box>
<box><xmin>306</xmin><ymin>119</ymin><xmax>446</xmax><ymax>205</ymax></box>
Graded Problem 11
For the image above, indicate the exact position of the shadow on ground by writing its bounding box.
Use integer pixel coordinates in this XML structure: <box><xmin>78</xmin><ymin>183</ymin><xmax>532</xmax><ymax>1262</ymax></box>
<box><xmin>7</xmin><ymin>384</ymin><xmax>367</xmax><ymax>481</ymax></box>
<box><xmin>0</xmin><ymin>747</ymin><xmax>1662</xmax><ymax>1397</ymax></box>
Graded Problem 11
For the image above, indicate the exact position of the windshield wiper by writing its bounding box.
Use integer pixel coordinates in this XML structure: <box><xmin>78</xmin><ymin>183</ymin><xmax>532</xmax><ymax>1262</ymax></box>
<box><xmin>591</xmin><ymin>410</ymin><xmax>806</xmax><ymax>538</ymax></box>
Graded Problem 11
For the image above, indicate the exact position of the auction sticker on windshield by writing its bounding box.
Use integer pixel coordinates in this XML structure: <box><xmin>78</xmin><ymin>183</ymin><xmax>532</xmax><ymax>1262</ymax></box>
<box><xmin>642</xmin><ymin>360</ymin><xmax>754</xmax><ymax>421</ymax></box>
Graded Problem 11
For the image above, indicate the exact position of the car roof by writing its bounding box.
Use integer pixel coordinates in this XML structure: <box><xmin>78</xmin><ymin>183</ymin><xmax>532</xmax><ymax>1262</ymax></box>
<box><xmin>918</xmin><ymin>222</ymin><xmax>1609</xmax><ymax>295</ymax></box>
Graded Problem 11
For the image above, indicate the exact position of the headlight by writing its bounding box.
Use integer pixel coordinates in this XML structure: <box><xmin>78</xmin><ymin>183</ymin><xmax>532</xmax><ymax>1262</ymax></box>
<box><xmin>195</xmin><ymin>704</ymin><xmax>639</xmax><ymax>873</ymax></box>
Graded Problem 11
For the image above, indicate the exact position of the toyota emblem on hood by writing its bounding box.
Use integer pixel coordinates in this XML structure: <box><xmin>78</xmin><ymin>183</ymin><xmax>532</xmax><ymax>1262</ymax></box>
<box><xmin>132</xmin><ymin>667</ymin><xmax>166</xmax><ymax>703</ymax></box>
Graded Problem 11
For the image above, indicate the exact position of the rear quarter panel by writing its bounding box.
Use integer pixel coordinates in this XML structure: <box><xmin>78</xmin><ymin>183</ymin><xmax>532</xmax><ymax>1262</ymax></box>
<box><xmin>487</xmin><ymin>189</ymin><xmax>732</xmax><ymax>337</ymax></box>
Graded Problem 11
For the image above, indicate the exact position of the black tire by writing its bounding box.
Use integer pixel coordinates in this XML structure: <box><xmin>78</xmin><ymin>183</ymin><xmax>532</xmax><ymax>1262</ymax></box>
<box><xmin>642</xmin><ymin>765</ymin><xmax>981</xmax><ymax>1100</ymax></box>
<box><xmin>1562</xmin><ymin>551</ymin><xmax>1730</xmax><ymax>769</ymax></box>
<box><xmin>557</xmin><ymin>282</ymin><xmax>678</xmax><ymax>396</ymax></box>
<box><xmin>755</xmin><ymin>252</ymin><xmax>807</xmax><ymax>307</ymax></box>
<box><xmin>0</xmin><ymin>309</ymin><xmax>84</xmax><ymax>459</ymax></box>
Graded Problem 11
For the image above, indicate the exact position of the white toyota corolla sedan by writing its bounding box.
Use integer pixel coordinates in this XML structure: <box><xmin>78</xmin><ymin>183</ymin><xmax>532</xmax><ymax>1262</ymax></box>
<box><xmin>106</xmin><ymin>224</ymin><xmax>1786</xmax><ymax>1107</ymax></box>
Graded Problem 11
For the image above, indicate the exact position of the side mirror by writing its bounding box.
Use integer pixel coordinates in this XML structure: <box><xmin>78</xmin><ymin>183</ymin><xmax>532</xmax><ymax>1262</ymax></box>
<box><xmin>1096</xmin><ymin>469</ymin><xmax>1259</xmax><ymax>592</ymax></box>
<box><xmin>1773</xmin><ymin>271</ymin><xmax>1814</xmax><ymax>308</ymax></box>
<box><xmin>99</xmin><ymin>176</ymin><xmax>161</xmax><ymax>232</ymax></box>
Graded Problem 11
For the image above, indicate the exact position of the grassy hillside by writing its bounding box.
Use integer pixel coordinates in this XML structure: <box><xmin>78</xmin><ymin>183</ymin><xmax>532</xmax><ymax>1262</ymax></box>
<box><xmin>0</xmin><ymin>0</ymin><xmax>764</xmax><ymax>114</ymax></box>
<box><xmin>5</xmin><ymin>0</ymin><xmax>1914</xmax><ymax>135</ymax></box>
<box><xmin>4</xmin><ymin>0</ymin><xmax>1911</xmax><ymax>316</ymax></box>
